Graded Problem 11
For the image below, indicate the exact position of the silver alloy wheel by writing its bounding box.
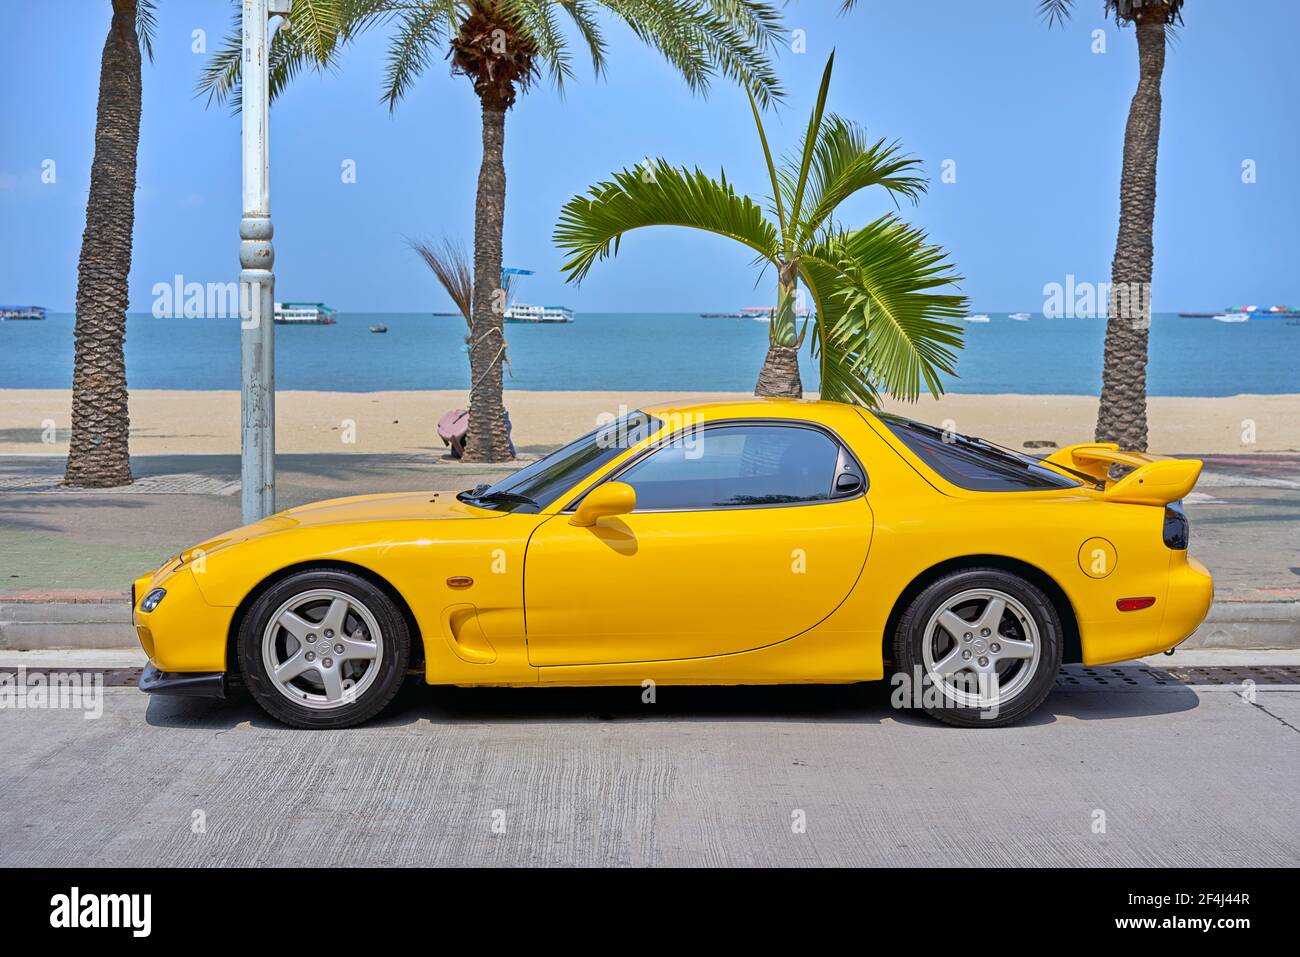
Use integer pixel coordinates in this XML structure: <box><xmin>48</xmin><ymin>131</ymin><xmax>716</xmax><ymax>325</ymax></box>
<box><xmin>920</xmin><ymin>587</ymin><xmax>1041</xmax><ymax>709</ymax></box>
<box><xmin>261</xmin><ymin>588</ymin><xmax>384</xmax><ymax>711</ymax></box>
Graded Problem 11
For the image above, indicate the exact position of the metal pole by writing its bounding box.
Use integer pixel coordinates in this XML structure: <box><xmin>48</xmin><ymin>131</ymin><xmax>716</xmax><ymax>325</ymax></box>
<box><xmin>239</xmin><ymin>0</ymin><xmax>282</xmax><ymax>522</ymax></box>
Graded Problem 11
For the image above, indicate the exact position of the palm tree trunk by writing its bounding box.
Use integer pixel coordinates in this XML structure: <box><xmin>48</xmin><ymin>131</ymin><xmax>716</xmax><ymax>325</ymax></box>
<box><xmin>1096</xmin><ymin>18</ymin><xmax>1165</xmax><ymax>452</ymax></box>
<box><xmin>64</xmin><ymin>0</ymin><xmax>141</xmax><ymax>488</ymax></box>
<box><xmin>754</xmin><ymin>260</ymin><xmax>803</xmax><ymax>398</ymax></box>
<box><xmin>462</xmin><ymin>101</ymin><xmax>514</xmax><ymax>463</ymax></box>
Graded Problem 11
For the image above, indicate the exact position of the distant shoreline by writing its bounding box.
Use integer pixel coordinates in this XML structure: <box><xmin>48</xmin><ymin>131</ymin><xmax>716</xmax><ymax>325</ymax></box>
<box><xmin>2</xmin><ymin>389</ymin><xmax>1296</xmax><ymax>458</ymax></box>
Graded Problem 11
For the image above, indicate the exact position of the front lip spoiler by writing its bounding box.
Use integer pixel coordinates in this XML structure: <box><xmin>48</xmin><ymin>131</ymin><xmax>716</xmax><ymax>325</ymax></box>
<box><xmin>139</xmin><ymin>662</ymin><xmax>226</xmax><ymax>699</ymax></box>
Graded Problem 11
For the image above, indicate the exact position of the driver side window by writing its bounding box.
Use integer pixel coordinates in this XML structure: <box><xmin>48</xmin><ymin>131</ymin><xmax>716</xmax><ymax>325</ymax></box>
<box><xmin>615</xmin><ymin>424</ymin><xmax>843</xmax><ymax>511</ymax></box>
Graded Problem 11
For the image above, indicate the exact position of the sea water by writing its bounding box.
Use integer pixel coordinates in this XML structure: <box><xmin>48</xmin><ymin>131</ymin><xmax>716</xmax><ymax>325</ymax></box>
<box><xmin>1</xmin><ymin>312</ymin><xmax>1295</xmax><ymax>396</ymax></box>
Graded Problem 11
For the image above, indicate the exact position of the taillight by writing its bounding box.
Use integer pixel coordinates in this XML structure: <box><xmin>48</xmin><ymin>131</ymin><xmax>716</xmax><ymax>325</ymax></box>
<box><xmin>1117</xmin><ymin>596</ymin><xmax>1157</xmax><ymax>611</ymax></box>
<box><xmin>1163</xmin><ymin>501</ymin><xmax>1189</xmax><ymax>549</ymax></box>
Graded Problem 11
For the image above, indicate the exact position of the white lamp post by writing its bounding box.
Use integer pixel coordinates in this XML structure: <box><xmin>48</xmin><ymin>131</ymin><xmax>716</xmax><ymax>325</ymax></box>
<box><xmin>239</xmin><ymin>0</ymin><xmax>289</xmax><ymax>522</ymax></box>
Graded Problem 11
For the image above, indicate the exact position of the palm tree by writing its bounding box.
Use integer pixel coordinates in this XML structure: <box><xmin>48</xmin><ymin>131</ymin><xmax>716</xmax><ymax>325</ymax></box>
<box><xmin>64</xmin><ymin>0</ymin><xmax>339</xmax><ymax>487</ymax></box>
<box><xmin>63</xmin><ymin>0</ymin><xmax>156</xmax><ymax>488</ymax></box>
<box><xmin>1040</xmin><ymin>0</ymin><xmax>1185</xmax><ymax>451</ymax></box>
<box><xmin>554</xmin><ymin>52</ymin><xmax>966</xmax><ymax>404</ymax></box>
<box><xmin>200</xmin><ymin>0</ymin><xmax>786</xmax><ymax>462</ymax></box>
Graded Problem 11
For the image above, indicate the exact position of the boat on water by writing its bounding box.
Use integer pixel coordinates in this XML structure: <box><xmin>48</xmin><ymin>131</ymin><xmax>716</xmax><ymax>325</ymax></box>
<box><xmin>0</xmin><ymin>305</ymin><xmax>46</xmax><ymax>321</ymax></box>
<box><xmin>1009</xmin><ymin>312</ymin><xmax>1031</xmax><ymax>321</ymax></box>
<box><xmin>369</xmin><ymin>324</ymin><xmax>388</xmax><ymax>334</ymax></box>
<box><xmin>1213</xmin><ymin>313</ymin><xmax>1249</xmax><ymax>323</ymax></box>
<box><xmin>275</xmin><ymin>302</ymin><xmax>337</xmax><ymax>325</ymax></box>
<box><xmin>966</xmin><ymin>314</ymin><xmax>991</xmax><ymax>323</ymax></box>
<box><xmin>702</xmin><ymin>306</ymin><xmax>811</xmax><ymax>320</ymax></box>
<box><xmin>504</xmin><ymin>303</ymin><xmax>575</xmax><ymax>323</ymax></box>
<box><xmin>1181</xmin><ymin>304</ymin><xmax>1300</xmax><ymax>319</ymax></box>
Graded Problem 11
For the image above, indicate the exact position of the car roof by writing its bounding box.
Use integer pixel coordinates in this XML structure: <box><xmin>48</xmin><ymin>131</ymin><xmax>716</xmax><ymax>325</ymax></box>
<box><xmin>638</xmin><ymin>396</ymin><xmax>879</xmax><ymax>428</ymax></box>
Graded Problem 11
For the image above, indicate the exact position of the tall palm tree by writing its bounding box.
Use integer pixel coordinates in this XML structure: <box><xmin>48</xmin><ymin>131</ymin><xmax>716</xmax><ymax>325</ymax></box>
<box><xmin>554</xmin><ymin>52</ymin><xmax>967</xmax><ymax>404</ymax></box>
<box><xmin>64</xmin><ymin>0</ymin><xmax>156</xmax><ymax>488</ymax></box>
<box><xmin>1040</xmin><ymin>0</ymin><xmax>1185</xmax><ymax>451</ymax></box>
<box><xmin>200</xmin><ymin>0</ymin><xmax>786</xmax><ymax>462</ymax></box>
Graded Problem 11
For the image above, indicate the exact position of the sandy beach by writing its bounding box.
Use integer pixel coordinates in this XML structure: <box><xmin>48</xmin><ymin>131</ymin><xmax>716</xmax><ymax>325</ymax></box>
<box><xmin>2</xmin><ymin>389</ymin><xmax>1297</xmax><ymax>457</ymax></box>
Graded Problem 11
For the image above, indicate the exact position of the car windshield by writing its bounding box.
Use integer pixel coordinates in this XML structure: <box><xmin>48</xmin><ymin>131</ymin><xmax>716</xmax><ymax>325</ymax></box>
<box><xmin>877</xmin><ymin>413</ymin><xmax>1085</xmax><ymax>492</ymax></box>
<box><xmin>458</xmin><ymin>411</ymin><xmax>662</xmax><ymax>512</ymax></box>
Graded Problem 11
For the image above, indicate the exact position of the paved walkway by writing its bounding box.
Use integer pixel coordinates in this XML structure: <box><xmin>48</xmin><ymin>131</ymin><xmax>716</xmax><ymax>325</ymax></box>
<box><xmin>0</xmin><ymin>660</ymin><xmax>1295</xmax><ymax>866</ymax></box>
<box><xmin>1</xmin><ymin>451</ymin><xmax>1297</xmax><ymax>602</ymax></box>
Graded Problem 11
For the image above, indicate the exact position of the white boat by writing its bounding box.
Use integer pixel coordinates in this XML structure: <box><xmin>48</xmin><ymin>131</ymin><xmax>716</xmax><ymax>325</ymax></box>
<box><xmin>0</xmin><ymin>305</ymin><xmax>46</xmax><ymax>321</ymax></box>
<box><xmin>504</xmin><ymin>303</ymin><xmax>575</xmax><ymax>323</ymax></box>
<box><xmin>966</xmin><ymin>314</ymin><xmax>991</xmax><ymax>323</ymax></box>
<box><xmin>274</xmin><ymin>302</ymin><xmax>337</xmax><ymax>325</ymax></box>
<box><xmin>1009</xmin><ymin>312</ymin><xmax>1032</xmax><ymax>321</ymax></box>
<box><xmin>1212</xmin><ymin>313</ymin><xmax>1249</xmax><ymax>323</ymax></box>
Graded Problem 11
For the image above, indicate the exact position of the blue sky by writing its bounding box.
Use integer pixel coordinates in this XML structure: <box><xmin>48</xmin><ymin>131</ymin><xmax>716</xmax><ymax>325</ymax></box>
<box><xmin>1</xmin><ymin>1</ymin><xmax>1297</xmax><ymax>314</ymax></box>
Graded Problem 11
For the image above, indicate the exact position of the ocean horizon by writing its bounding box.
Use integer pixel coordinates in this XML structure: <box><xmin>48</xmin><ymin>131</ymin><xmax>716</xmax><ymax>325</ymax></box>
<box><xmin>1</xmin><ymin>311</ymin><xmax>1296</xmax><ymax>397</ymax></box>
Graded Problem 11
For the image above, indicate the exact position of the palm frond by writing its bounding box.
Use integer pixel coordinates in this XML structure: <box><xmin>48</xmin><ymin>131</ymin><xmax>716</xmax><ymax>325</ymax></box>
<box><xmin>559</xmin><ymin>1</ymin><xmax>608</xmax><ymax>77</ymax></box>
<box><xmin>554</xmin><ymin>161</ymin><xmax>781</xmax><ymax>284</ymax></box>
<box><xmin>197</xmin><ymin>0</ymin><xmax>391</xmax><ymax>110</ymax></box>
<box><xmin>136</xmin><ymin>0</ymin><xmax>157</xmax><ymax>62</ymax></box>
<box><xmin>383</xmin><ymin>5</ymin><xmax>454</xmax><ymax>111</ymax></box>
<box><xmin>802</xmin><ymin>217</ymin><xmax>966</xmax><ymax>403</ymax></box>
<box><xmin>288</xmin><ymin>0</ymin><xmax>344</xmax><ymax>63</ymax></box>
<box><xmin>1038</xmin><ymin>0</ymin><xmax>1074</xmax><ymax>28</ymax></box>
<box><xmin>744</xmin><ymin>82</ymin><xmax>787</xmax><ymax>249</ymax></box>
<box><xmin>784</xmin><ymin>49</ymin><xmax>834</xmax><ymax>231</ymax></box>
<box><xmin>602</xmin><ymin>0</ymin><xmax>785</xmax><ymax>108</ymax></box>
<box><xmin>507</xmin><ymin>0</ymin><xmax>576</xmax><ymax>92</ymax></box>
<box><xmin>409</xmin><ymin>236</ymin><xmax>473</xmax><ymax>329</ymax></box>
<box><xmin>793</xmin><ymin>116</ymin><xmax>927</xmax><ymax>243</ymax></box>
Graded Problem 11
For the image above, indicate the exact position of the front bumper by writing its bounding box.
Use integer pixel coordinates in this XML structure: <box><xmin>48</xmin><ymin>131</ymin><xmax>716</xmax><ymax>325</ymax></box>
<box><xmin>139</xmin><ymin>662</ymin><xmax>226</xmax><ymax>699</ymax></box>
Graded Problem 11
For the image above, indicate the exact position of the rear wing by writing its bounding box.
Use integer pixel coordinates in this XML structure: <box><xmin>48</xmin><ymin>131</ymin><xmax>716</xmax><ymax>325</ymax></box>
<box><xmin>1044</xmin><ymin>443</ymin><xmax>1202</xmax><ymax>507</ymax></box>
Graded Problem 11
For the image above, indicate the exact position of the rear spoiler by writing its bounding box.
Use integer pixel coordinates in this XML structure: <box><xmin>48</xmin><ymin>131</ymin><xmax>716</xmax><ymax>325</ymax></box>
<box><xmin>1043</xmin><ymin>443</ymin><xmax>1202</xmax><ymax>507</ymax></box>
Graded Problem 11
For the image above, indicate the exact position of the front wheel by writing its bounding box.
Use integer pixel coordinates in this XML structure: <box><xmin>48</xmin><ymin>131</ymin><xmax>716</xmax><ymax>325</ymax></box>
<box><xmin>893</xmin><ymin>568</ymin><xmax>1062</xmax><ymax>728</ymax></box>
<box><xmin>238</xmin><ymin>569</ymin><xmax>411</xmax><ymax>729</ymax></box>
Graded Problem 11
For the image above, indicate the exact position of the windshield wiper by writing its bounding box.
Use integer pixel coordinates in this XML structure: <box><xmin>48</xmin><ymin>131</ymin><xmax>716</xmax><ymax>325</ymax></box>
<box><xmin>460</xmin><ymin>489</ymin><xmax>539</xmax><ymax>507</ymax></box>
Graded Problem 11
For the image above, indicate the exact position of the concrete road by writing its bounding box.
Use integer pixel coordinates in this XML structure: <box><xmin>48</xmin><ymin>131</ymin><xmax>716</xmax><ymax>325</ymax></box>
<box><xmin>1</xmin><ymin>665</ymin><xmax>1296</xmax><ymax>867</ymax></box>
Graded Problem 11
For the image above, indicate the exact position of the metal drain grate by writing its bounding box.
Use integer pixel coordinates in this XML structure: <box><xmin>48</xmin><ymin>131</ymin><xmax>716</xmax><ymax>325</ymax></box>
<box><xmin>2</xmin><ymin>665</ymin><xmax>1297</xmax><ymax>693</ymax></box>
<box><xmin>1057</xmin><ymin>664</ymin><xmax>1300</xmax><ymax>688</ymax></box>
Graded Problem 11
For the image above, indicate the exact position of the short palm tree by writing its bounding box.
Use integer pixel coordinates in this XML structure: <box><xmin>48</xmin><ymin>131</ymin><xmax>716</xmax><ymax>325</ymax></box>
<box><xmin>410</xmin><ymin>236</ymin><xmax>473</xmax><ymax>331</ymax></box>
<box><xmin>554</xmin><ymin>52</ymin><xmax>966</xmax><ymax>404</ymax></box>
<box><xmin>200</xmin><ymin>0</ymin><xmax>786</xmax><ymax>462</ymax></box>
<box><xmin>1040</xmin><ymin>0</ymin><xmax>1185</xmax><ymax>451</ymax></box>
<box><xmin>64</xmin><ymin>0</ymin><xmax>156</xmax><ymax>488</ymax></box>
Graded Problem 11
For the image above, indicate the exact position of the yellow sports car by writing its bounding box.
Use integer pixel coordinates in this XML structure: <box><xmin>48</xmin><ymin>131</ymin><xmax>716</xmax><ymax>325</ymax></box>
<box><xmin>133</xmin><ymin>399</ymin><xmax>1212</xmax><ymax>728</ymax></box>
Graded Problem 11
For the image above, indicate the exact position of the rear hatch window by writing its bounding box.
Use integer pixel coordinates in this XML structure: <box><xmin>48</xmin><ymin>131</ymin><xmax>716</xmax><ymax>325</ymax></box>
<box><xmin>877</xmin><ymin>414</ymin><xmax>1084</xmax><ymax>492</ymax></box>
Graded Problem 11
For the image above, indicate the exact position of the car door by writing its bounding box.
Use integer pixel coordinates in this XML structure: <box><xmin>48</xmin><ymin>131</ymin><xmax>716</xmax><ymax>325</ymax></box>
<box><xmin>523</xmin><ymin>421</ymin><xmax>873</xmax><ymax>666</ymax></box>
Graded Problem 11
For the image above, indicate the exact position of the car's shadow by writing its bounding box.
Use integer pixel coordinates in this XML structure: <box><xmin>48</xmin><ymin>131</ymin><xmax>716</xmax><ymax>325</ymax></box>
<box><xmin>144</xmin><ymin>676</ymin><xmax>1202</xmax><ymax>731</ymax></box>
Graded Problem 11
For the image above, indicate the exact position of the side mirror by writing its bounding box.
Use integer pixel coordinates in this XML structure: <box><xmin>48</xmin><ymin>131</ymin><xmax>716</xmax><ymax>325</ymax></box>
<box><xmin>570</xmin><ymin>481</ymin><xmax>636</xmax><ymax>527</ymax></box>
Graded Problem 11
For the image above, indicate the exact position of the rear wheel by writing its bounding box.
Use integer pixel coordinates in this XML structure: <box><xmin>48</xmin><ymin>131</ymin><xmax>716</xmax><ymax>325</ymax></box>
<box><xmin>893</xmin><ymin>568</ymin><xmax>1062</xmax><ymax>727</ymax></box>
<box><xmin>238</xmin><ymin>569</ymin><xmax>410</xmax><ymax>729</ymax></box>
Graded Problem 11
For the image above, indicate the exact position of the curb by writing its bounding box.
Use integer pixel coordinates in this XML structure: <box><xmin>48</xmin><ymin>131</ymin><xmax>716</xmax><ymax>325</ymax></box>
<box><xmin>2</xmin><ymin>598</ymin><xmax>1298</xmax><ymax>653</ymax></box>
<box><xmin>1181</xmin><ymin>601</ymin><xmax>1300</xmax><ymax>651</ymax></box>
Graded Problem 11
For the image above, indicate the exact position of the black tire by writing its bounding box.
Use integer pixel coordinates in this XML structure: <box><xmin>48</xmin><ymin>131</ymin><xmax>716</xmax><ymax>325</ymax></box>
<box><xmin>892</xmin><ymin>567</ymin><xmax>1062</xmax><ymax>728</ymax></box>
<box><xmin>238</xmin><ymin>568</ymin><xmax>411</xmax><ymax>729</ymax></box>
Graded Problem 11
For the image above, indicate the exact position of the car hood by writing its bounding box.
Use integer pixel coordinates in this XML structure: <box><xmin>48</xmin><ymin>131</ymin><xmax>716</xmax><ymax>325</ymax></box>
<box><xmin>279</xmin><ymin>490</ymin><xmax>496</xmax><ymax>526</ymax></box>
<box><xmin>178</xmin><ymin>491</ymin><xmax>497</xmax><ymax>563</ymax></box>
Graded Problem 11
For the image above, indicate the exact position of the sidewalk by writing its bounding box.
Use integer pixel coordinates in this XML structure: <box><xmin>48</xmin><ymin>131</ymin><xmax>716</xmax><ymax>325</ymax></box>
<box><xmin>2</xmin><ymin>450</ymin><xmax>1297</xmax><ymax>650</ymax></box>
